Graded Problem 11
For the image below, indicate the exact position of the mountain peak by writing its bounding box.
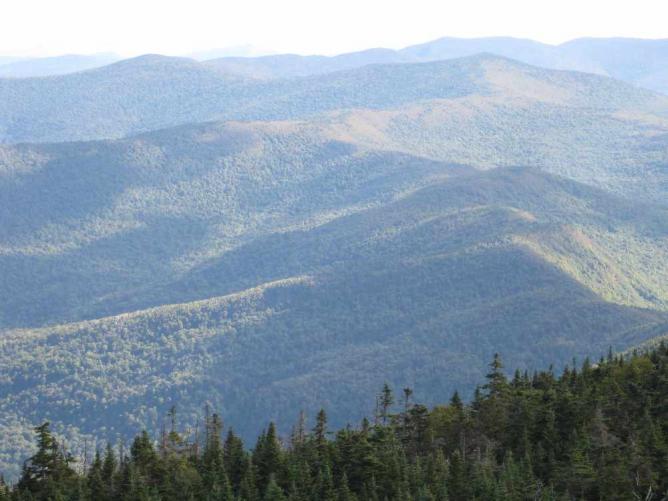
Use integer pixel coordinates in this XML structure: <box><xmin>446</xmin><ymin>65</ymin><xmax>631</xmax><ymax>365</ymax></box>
<box><xmin>100</xmin><ymin>53</ymin><xmax>199</xmax><ymax>72</ymax></box>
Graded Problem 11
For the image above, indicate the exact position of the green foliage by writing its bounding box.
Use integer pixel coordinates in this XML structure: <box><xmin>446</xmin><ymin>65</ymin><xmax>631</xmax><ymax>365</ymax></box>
<box><xmin>2</xmin><ymin>52</ymin><xmax>667</xmax><ymax>145</ymax></box>
<box><xmin>2</xmin><ymin>163</ymin><xmax>668</xmax><ymax>478</ymax></box>
<box><xmin>16</xmin><ymin>423</ymin><xmax>78</xmax><ymax>500</ymax></box>
<box><xmin>0</xmin><ymin>54</ymin><xmax>480</xmax><ymax>143</ymax></box>
<box><xmin>2</xmin><ymin>52</ymin><xmax>668</xmax><ymax>486</ymax></box>
<box><xmin>4</xmin><ymin>345</ymin><xmax>667</xmax><ymax>500</ymax></box>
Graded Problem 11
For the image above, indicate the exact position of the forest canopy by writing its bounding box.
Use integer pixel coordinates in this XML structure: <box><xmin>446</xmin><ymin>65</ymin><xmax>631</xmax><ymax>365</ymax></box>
<box><xmin>2</xmin><ymin>344</ymin><xmax>667</xmax><ymax>500</ymax></box>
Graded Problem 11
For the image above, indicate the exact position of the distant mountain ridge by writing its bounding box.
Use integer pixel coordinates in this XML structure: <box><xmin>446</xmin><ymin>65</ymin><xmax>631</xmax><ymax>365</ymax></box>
<box><xmin>203</xmin><ymin>36</ymin><xmax>668</xmax><ymax>95</ymax></box>
<box><xmin>2</xmin><ymin>37</ymin><xmax>668</xmax><ymax>481</ymax></box>
<box><xmin>0</xmin><ymin>53</ymin><xmax>120</xmax><ymax>78</ymax></box>
<box><xmin>2</xmin><ymin>52</ymin><xmax>668</xmax><ymax>146</ymax></box>
<box><xmin>3</xmin><ymin>37</ymin><xmax>667</xmax><ymax>95</ymax></box>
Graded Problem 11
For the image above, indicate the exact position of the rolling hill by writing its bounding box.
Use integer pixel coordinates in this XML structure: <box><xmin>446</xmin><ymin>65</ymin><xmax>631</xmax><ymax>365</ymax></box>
<box><xmin>403</xmin><ymin>37</ymin><xmax>668</xmax><ymax>95</ymax></box>
<box><xmin>1</xmin><ymin>163</ymin><xmax>667</xmax><ymax>478</ymax></box>
<box><xmin>204</xmin><ymin>37</ymin><xmax>668</xmax><ymax>95</ymax></box>
<box><xmin>204</xmin><ymin>48</ymin><xmax>412</xmax><ymax>79</ymax></box>
<box><xmin>2</xmin><ymin>36</ymin><xmax>667</xmax><ymax>94</ymax></box>
<box><xmin>2</xmin><ymin>79</ymin><xmax>668</xmax><ymax>329</ymax></box>
<box><xmin>2</xmin><ymin>113</ymin><xmax>668</xmax><ymax>477</ymax></box>
<box><xmin>2</xmin><ymin>53</ymin><xmax>668</xmax><ymax>145</ymax></box>
<box><xmin>1</xmin><ymin>52</ymin><xmax>668</xmax><ymax>478</ymax></box>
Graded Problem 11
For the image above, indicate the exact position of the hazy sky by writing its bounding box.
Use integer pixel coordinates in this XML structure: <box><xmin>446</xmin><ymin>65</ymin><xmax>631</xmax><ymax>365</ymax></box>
<box><xmin>1</xmin><ymin>0</ymin><xmax>667</xmax><ymax>57</ymax></box>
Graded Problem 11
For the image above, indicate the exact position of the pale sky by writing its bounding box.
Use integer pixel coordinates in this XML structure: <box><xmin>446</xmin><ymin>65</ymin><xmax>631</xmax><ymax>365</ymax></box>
<box><xmin>1</xmin><ymin>0</ymin><xmax>667</xmax><ymax>57</ymax></box>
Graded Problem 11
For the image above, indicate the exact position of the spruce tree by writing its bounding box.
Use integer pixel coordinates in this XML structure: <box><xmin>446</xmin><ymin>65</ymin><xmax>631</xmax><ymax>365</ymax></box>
<box><xmin>87</xmin><ymin>450</ymin><xmax>106</xmax><ymax>500</ymax></box>
<box><xmin>101</xmin><ymin>442</ymin><xmax>117</xmax><ymax>498</ymax></box>
<box><xmin>263</xmin><ymin>474</ymin><xmax>287</xmax><ymax>501</ymax></box>
<box><xmin>379</xmin><ymin>384</ymin><xmax>394</xmax><ymax>425</ymax></box>
<box><xmin>223</xmin><ymin>428</ymin><xmax>246</xmax><ymax>493</ymax></box>
<box><xmin>17</xmin><ymin>422</ymin><xmax>78</xmax><ymax>500</ymax></box>
<box><xmin>254</xmin><ymin>423</ymin><xmax>283</xmax><ymax>495</ymax></box>
<box><xmin>337</xmin><ymin>472</ymin><xmax>357</xmax><ymax>501</ymax></box>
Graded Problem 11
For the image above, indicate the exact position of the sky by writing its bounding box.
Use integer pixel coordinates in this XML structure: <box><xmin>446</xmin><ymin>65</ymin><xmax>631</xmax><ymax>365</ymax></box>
<box><xmin>1</xmin><ymin>0</ymin><xmax>667</xmax><ymax>58</ymax></box>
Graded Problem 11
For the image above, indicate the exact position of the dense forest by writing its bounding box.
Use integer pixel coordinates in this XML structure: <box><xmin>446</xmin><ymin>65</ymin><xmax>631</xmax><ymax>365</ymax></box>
<box><xmin>3</xmin><ymin>51</ymin><xmax>668</xmax><ymax>475</ymax></box>
<box><xmin>2</xmin><ymin>344</ymin><xmax>666</xmax><ymax>500</ymax></box>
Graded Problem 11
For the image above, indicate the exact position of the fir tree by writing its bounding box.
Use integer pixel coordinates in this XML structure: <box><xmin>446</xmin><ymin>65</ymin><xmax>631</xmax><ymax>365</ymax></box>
<box><xmin>17</xmin><ymin>422</ymin><xmax>78</xmax><ymax>500</ymax></box>
<box><xmin>253</xmin><ymin>423</ymin><xmax>283</xmax><ymax>494</ymax></box>
<box><xmin>223</xmin><ymin>428</ymin><xmax>246</xmax><ymax>493</ymax></box>
<box><xmin>263</xmin><ymin>474</ymin><xmax>287</xmax><ymax>501</ymax></box>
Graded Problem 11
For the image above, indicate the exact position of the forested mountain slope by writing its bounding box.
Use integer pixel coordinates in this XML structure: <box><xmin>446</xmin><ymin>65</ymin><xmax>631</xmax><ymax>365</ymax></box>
<box><xmin>1</xmin><ymin>52</ymin><xmax>668</xmax><ymax>481</ymax></box>
<box><xmin>204</xmin><ymin>48</ymin><xmax>413</xmax><ymax>79</ymax></box>
<box><xmin>2</xmin><ymin>36</ymin><xmax>666</xmax><ymax>93</ymax></box>
<box><xmin>404</xmin><ymin>37</ymin><xmax>668</xmax><ymax>95</ymax></box>
<box><xmin>1</xmin><ymin>54</ymin><xmax>667</xmax><ymax>144</ymax></box>
<box><xmin>5</xmin><ymin>344</ymin><xmax>668</xmax><ymax>500</ymax></box>
<box><xmin>207</xmin><ymin>36</ymin><xmax>668</xmax><ymax>95</ymax></box>
<box><xmin>2</xmin><ymin>165</ymin><xmax>667</xmax><ymax>478</ymax></box>
<box><xmin>2</xmin><ymin>86</ymin><xmax>668</xmax><ymax>329</ymax></box>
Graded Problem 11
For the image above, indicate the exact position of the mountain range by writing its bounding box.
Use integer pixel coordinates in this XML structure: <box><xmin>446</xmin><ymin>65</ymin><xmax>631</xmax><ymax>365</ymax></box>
<box><xmin>1</xmin><ymin>43</ymin><xmax>667</xmax><ymax>478</ymax></box>
<box><xmin>203</xmin><ymin>36</ymin><xmax>668</xmax><ymax>97</ymax></box>
<box><xmin>3</xmin><ymin>36</ymin><xmax>667</xmax><ymax>93</ymax></box>
<box><xmin>0</xmin><ymin>53</ymin><xmax>120</xmax><ymax>79</ymax></box>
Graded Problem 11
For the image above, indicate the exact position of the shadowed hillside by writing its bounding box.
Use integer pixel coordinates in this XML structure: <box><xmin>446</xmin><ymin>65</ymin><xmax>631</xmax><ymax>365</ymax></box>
<box><xmin>1</xmin><ymin>165</ymin><xmax>667</xmax><ymax>478</ymax></box>
<box><xmin>2</xmin><ymin>51</ymin><xmax>668</xmax><ymax>481</ymax></box>
<box><xmin>2</xmin><ymin>101</ymin><xmax>668</xmax><ymax>328</ymax></box>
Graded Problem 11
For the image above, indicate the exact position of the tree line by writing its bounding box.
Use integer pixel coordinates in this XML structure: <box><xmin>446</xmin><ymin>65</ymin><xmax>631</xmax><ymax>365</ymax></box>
<box><xmin>2</xmin><ymin>344</ymin><xmax>667</xmax><ymax>500</ymax></box>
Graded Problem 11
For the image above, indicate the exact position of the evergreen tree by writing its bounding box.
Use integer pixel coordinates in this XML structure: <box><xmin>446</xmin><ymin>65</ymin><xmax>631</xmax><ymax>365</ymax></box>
<box><xmin>314</xmin><ymin>464</ymin><xmax>336</xmax><ymax>501</ymax></box>
<box><xmin>223</xmin><ymin>428</ymin><xmax>246</xmax><ymax>493</ymax></box>
<box><xmin>200</xmin><ymin>414</ymin><xmax>232</xmax><ymax>500</ymax></box>
<box><xmin>17</xmin><ymin>422</ymin><xmax>78</xmax><ymax>500</ymax></box>
<box><xmin>253</xmin><ymin>423</ymin><xmax>284</xmax><ymax>494</ymax></box>
<box><xmin>263</xmin><ymin>474</ymin><xmax>287</xmax><ymax>501</ymax></box>
<box><xmin>87</xmin><ymin>450</ymin><xmax>106</xmax><ymax>500</ymax></box>
<box><xmin>378</xmin><ymin>384</ymin><xmax>394</xmax><ymax>425</ymax></box>
<box><xmin>484</xmin><ymin>353</ymin><xmax>508</xmax><ymax>397</ymax></box>
<box><xmin>3</xmin><ymin>344</ymin><xmax>668</xmax><ymax>501</ymax></box>
<box><xmin>337</xmin><ymin>473</ymin><xmax>356</xmax><ymax>501</ymax></box>
<box><xmin>101</xmin><ymin>442</ymin><xmax>117</xmax><ymax>498</ymax></box>
<box><xmin>0</xmin><ymin>476</ymin><xmax>8</xmax><ymax>501</ymax></box>
<box><xmin>239</xmin><ymin>456</ymin><xmax>260</xmax><ymax>501</ymax></box>
<box><xmin>446</xmin><ymin>450</ymin><xmax>471</xmax><ymax>501</ymax></box>
<box><xmin>449</xmin><ymin>391</ymin><xmax>462</xmax><ymax>411</ymax></box>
